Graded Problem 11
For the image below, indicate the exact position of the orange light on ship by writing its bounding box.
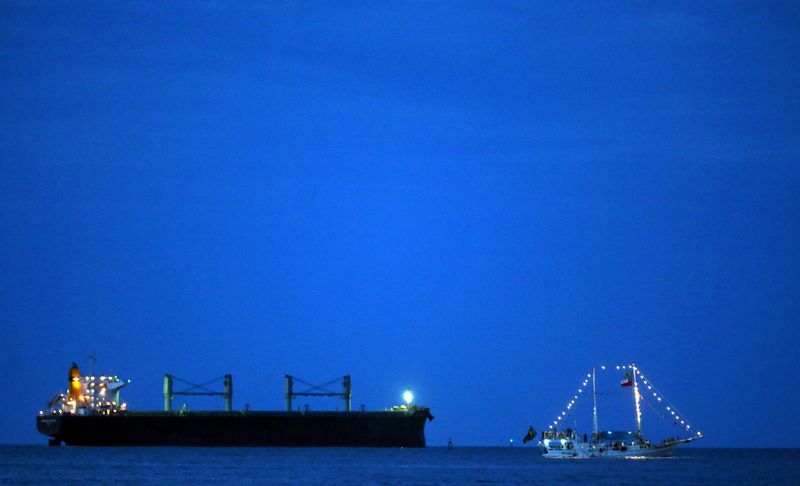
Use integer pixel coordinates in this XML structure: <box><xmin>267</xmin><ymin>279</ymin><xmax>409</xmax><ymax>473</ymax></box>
<box><xmin>67</xmin><ymin>362</ymin><xmax>83</xmax><ymax>402</ymax></box>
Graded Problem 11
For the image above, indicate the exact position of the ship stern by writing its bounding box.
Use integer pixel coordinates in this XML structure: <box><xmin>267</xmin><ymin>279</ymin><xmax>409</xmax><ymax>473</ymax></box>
<box><xmin>36</xmin><ymin>414</ymin><xmax>63</xmax><ymax>444</ymax></box>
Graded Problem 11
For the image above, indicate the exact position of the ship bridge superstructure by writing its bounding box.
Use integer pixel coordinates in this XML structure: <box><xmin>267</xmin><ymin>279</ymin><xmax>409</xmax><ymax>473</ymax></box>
<box><xmin>43</xmin><ymin>362</ymin><xmax>129</xmax><ymax>416</ymax></box>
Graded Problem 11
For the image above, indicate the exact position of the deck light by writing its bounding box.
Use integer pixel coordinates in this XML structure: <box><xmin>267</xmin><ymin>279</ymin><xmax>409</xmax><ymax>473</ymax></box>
<box><xmin>403</xmin><ymin>390</ymin><xmax>413</xmax><ymax>405</ymax></box>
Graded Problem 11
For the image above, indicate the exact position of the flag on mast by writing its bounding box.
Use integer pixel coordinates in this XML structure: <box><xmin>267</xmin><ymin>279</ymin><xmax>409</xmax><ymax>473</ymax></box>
<box><xmin>522</xmin><ymin>425</ymin><xmax>537</xmax><ymax>443</ymax></box>
<box><xmin>620</xmin><ymin>371</ymin><xmax>633</xmax><ymax>387</ymax></box>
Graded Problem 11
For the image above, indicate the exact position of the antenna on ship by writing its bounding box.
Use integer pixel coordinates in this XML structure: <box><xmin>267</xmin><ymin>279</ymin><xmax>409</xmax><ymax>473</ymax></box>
<box><xmin>88</xmin><ymin>353</ymin><xmax>96</xmax><ymax>379</ymax></box>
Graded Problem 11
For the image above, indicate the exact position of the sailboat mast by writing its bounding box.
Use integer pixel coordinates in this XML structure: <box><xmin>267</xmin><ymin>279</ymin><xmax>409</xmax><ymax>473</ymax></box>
<box><xmin>592</xmin><ymin>366</ymin><xmax>598</xmax><ymax>441</ymax></box>
<box><xmin>632</xmin><ymin>363</ymin><xmax>642</xmax><ymax>436</ymax></box>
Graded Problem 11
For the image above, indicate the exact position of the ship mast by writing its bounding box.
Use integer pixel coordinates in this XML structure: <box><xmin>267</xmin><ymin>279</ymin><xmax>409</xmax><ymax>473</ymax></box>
<box><xmin>632</xmin><ymin>363</ymin><xmax>642</xmax><ymax>437</ymax></box>
<box><xmin>591</xmin><ymin>366</ymin><xmax>599</xmax><ymax>442</ymax></box>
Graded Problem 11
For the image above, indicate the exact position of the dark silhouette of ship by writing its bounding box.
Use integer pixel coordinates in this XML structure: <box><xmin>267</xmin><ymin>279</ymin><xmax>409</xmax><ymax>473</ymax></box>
<box><xmin>37</xmin><ymin>363</ymin><xmax>433</xmax><ymax>447</ymax></box>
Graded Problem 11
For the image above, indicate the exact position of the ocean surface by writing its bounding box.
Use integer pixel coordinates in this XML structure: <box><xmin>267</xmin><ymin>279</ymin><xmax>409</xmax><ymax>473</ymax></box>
<box><xmin>1</xmin><ymin>446</ymin><xmax>797</xmax><ymax>485</ymax></box>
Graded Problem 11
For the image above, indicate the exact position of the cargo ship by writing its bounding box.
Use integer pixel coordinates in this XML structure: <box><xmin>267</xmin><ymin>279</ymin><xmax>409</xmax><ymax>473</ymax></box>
<box><xmin>37</xmin><ymin>363</ymin><xmax>433</xmax><ymax>447</ymax></box>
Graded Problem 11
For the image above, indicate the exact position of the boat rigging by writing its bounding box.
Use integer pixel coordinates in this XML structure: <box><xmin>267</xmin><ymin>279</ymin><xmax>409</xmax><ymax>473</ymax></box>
<box><xmin>536</xmin><ymin>363</ymin><xmax>702</xmax><ymax>458</ymax></box>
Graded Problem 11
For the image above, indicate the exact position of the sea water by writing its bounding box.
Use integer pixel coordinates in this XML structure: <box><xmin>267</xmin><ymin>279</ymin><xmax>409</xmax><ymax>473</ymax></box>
<box><xmin>1</xmin><ymin>446</ymin><xmax>797</xmax><ymax>485</ymax></box>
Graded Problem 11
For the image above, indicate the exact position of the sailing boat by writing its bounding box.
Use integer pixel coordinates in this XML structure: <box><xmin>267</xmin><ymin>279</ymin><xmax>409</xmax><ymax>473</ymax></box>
<box><xmin>538</xmin><ymin>364</ymin><xmax>702</xmax><ymax>458</ymax></box>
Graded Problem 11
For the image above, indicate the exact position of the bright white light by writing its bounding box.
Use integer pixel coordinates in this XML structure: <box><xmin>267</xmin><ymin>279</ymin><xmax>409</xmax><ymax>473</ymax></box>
<box><xmin>403</xmin><ymin>390</ymin><xmax>413</xmax><ymax>405</ymax></box>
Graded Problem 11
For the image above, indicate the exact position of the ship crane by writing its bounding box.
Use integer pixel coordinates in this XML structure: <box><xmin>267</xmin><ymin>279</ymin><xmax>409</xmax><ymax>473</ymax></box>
<box><xmin>162</xmin><ymin>374</ymin><xmax>233</xmax><ymax>412</ymax></box>
<box><xmin>284</xmin><ymin>374</ymin><xmax>352</xmax><ymax>412</ymax></box>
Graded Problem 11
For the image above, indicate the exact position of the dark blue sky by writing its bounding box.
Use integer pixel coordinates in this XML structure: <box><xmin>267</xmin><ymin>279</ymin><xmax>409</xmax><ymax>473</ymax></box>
<box><xmin>1</xmin><ymin>1</ymin><xmax>799</xmax><ymax>446</ymax></box>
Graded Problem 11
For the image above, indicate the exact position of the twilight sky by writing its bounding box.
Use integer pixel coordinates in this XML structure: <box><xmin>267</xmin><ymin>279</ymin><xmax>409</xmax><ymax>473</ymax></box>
<box><xmin>1</xmin><ymin>1</ymin><xmax>799</xmax><ymax>446</ymax></box>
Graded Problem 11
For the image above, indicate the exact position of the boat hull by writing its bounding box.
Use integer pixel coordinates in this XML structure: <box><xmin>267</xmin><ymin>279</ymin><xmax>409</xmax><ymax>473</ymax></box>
<box><xmin>37</xmin><ymin>409</ymin><xmax>431</xmax><ymax>447</ymax></box>
<box><xmin>541</xmin><ymin>439</ymin><xmax>692</xmax><ymax>458</ymax></box>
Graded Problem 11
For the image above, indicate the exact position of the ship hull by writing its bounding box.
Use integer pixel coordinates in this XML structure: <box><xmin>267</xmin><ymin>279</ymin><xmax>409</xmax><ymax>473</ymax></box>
<box><xmin>37</xmin><ymin>410</ymin><xmax>430</xmax><ymax>447</ymax></box>
<box><xmin>540</xmin><ymin>438</ymin><xmax>693</xmax><ymax>458</ymax></box>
